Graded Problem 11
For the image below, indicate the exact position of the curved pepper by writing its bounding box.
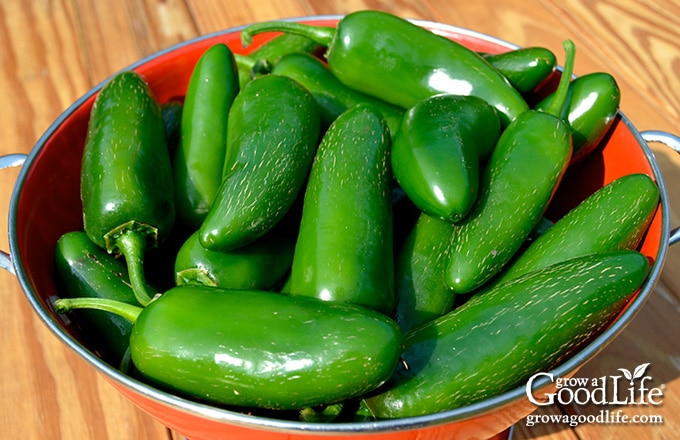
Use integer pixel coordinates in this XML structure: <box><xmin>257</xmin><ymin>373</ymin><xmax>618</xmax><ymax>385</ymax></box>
<box><xmin>270</xmin><ymin>52</ymin><xmax>405</xmax><ymax>134</ymax></box>
<box><xmin>199</xmin><ymin>74</ymin><xmax>320</xmax><ymax>252</ymax></box>
<box><xmin>483</xmin><ymin>46</ymin><xmax>557</xmax><ymax>95</ymax></box>
<box><xmin>391</xmin><ymin>94</ymin><xmax>501</xmax><ymax>222</ymax></box>
<box><xmin>241</xmin><ymin>10</ymin><xmax>529</xmax><ymax>126</ymax></box>
<box><xmin>53</xmin><ymin>285</ymin><xmax>404</xmax><ymax>411</ymax></box>
<box><xmin>535</xmin><ymin>72</ymin><xmax>621</xmax><ymax>162</ymax></box>
<box><xmin>485</xmin><ymin>173</ymin><xmax>659</xmax><ymax>290</ymax></box>
<box><xmin>289</xmin><ymin>104</ymin><xmax>394</xmax><ymax>314</ymax></box>
<box><xmin>173</xmin><ymin>43</ymin><xmax>240</xmax><ymax>230</ymax></box>
<box><xmin>362</xmin><ymin>250</ymin><xmax>649</xmax><ymax>418</ymax></box>
<box><xmin>445</xmin><ymin>40</ymin><xmax>576</xmax><ymax>293</ymax></box>
<box><xmin>81</xmin><ymin>70</ymin><xmax>175</xmax><ymax>306</ymax></box>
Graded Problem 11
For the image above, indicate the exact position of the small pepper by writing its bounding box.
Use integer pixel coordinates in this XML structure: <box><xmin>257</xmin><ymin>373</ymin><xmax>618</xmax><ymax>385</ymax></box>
<box><xmin>81</xmin><ymin>70</ymin><xmax>175</xmax><ymax>306</ymax></box>
<box><xmin>391</xmin><ymin>94</ymin><xmax>501</xmax><ymax>222</ymax></box>
<box><xmin>535</xmin><ymin>71</ymin><xmax>621</xmax><ymax>162</ymax></box>
<box><xmin>483</xmin><ymin>46</ymin><xmax>557</xmax><ymax>95</ymax></box>
<box><xmin>241</xmin><ymin>10</ymin><xmax>529</xmax><ymax>126</ymax></box>
<box><xmin>173</xmin><ymin>43</ymin><xmax>240</xmax><ymax>230</ymax></box>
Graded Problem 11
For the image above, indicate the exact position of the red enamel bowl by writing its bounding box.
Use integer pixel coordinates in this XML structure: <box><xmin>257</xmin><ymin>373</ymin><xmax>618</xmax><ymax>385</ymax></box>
<box><xmin>3</xmin><ymin>16</ymin><xmax>679</xmax><ymax>440</ymax></box>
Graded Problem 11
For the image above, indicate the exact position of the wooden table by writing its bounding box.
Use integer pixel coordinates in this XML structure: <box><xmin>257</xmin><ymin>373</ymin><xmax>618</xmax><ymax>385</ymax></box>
<box><xmin>1</xmin><ymin>0</ymin><xmax>678</xmax><ymax>438</ymax></box>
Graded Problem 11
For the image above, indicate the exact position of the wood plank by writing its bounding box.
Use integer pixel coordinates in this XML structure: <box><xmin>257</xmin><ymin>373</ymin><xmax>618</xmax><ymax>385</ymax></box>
<box><xmin>2</xmin><ymin>0</ymin><xmax>679</xmax><ymax>439</ymax></box>
<box><xmin>75</xmin><ymin>0</ymin><xmax>200</xmax><ymax>84</ymax></box>
<box><xmin>186</xmin><ymin>0</ymin><xmax>316</xmax><ymax>34</ymax></box>
<box><xmin>0</xmin><ymin>0</ymin><xmax>90</xmax><ymax>154</ymax></box>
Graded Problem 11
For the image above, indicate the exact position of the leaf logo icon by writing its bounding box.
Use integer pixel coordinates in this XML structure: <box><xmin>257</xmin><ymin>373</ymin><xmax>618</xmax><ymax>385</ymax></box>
<box><xmin>618</xmin><ymin>363</ymin><xmax>650</xmax><ymax>385</ymax></box>
<box><xmin>618</xmin><ymin>368</ymin><xmax>632</xmax><ymax>382</ymax></box>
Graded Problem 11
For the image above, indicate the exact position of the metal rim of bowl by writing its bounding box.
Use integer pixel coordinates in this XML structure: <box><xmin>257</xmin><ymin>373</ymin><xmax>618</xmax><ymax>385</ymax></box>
<box><xmin>8</xmin><ymin>15</ymin><xmax>671</xmax><ymax>435</ymax></box>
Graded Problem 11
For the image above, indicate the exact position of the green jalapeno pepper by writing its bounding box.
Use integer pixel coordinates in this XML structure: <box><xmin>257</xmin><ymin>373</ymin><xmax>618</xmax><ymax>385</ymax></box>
<box><xmin>289</xmin><ymin>104</ymin><xmax>394</xmax><ymax>314</ymax></box>
<box><xmin>234</xmin><ymin>32</ymin><xmax>322</xmax><ymax>88</ymax></box>
<box><xmin>53</xmin><ymin>285</ymin><xmax>404</xmax><ymax>411</ymax></box>
<box><xmin>241</xmin><ymin>10</ymin><xmax>529</xmax><ymax>126</ymax></box>
<box><xmin>270</xmin><ymin>52</ymin><xmax>405</xmax><ymax>134</ymax></box>
<box><xmin>485</xmin><ymin>173</ymin><xmax>658</xmax><ymax>290</ymax></box>
<box><xmin>173</xmin><ymin>43</ymin><xmax>240</xmax><ymax>230</ymax></box>
<box><xmin>175</xmin><ymin>226</ymin><xmax>295</xmax><ymax>290</ymax></box>
<box><xmin>445</xmin><ymin>40</ymin><xmax>576</xmax><ymax>294</ymax></box>
<box><xmin>535</xmin><ymin>72</ymin><xmax>621</xmax><ymax>162</ymax></box>
<box><xmin>81</xmin><ymin>70</ymin><xmax>175</xmax><ymax>306</ymax></box>
<box><xmin>362</xmin><ymin>250</ymin><xmax>649</xmax><ymax>418</ymax></box>
<box><xmin>199</xmin><ymin>74</ymin><xmax>320</xmax><ymax>252</ymax></box>
<box><xmin>54</xmin><ymin>231</ymin><xmax>144</xmax><ymax>365</ymax></box>
<box><xmin>391</xmin><ymin>94</ymin><xmax>501</xmax><ymax>222</ymax></box>
<box><xmin>483</xmin><ymin>46</ymin><xmax>557</xmax><ymax>95</ymax></box>
<box><xmin>393</xmin><ymin>212</ymin><xmax>456</xmax><ymax>332</ymax></box>
<box><xmin>394</xmin><ymin>211</ymin><xmax>555</xmax><ymax>332</ymax></box>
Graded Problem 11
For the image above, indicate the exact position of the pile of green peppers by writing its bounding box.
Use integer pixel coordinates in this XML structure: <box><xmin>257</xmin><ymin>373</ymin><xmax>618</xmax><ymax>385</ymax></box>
<box><xmin>54</xmin><ymin>10</ymin><xmax>658</xmax><ymax>423</ymax></box>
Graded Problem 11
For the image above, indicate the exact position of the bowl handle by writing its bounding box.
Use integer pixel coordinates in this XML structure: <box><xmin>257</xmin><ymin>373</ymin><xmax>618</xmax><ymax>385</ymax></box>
<box><xmin>0</xmin><ymin>153</ymin><xmax>28</xmax><ymax>275</ymax></box>
<box><xmin>641</xmin><ymin>130</ymin><xmax>680</xmax><ymax>246</ymax></box>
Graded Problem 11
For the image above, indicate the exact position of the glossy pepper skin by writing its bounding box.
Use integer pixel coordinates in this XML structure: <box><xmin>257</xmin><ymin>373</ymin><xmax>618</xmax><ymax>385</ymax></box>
<box><xmin>241</xmin><ymin>10</ymin><xmax>529</xmax><ymax>126</ymax></box>
<box><xmin>81</xmin><ymin>70</ymin><xmax>175</xmax><ymax>306</ymax></box>
<box><xmin>54</xmin><ymin>231</ymin><xmax>143</xmax><ymax>365</ymax></box>
<box><xmin>391</xmin><ymin>94</ymin><xmax>501</xmax><ymax>222</ymax></box>
<box><xmin>535</xmin><ymin>72</ymin><xmax>621</xmax><ymax>162</ymax></box>
<box><xmin>485</xmin><ymin>173</ymin><xmax>659</xmax><ymax>290</ymax></box>
<box><xmin>54</xmin><ymin>285</ymin><xmax>404</xmax><ymax>411</ymax></box>
<box><xmin>173</xmin><ymin>43</ymin><xmax>240</xmax><ymax>230</ymax></box>
<box><xmin>289</xmin><ymin>104</ymin><xmax>394</xmax><ymax>314</ymax></box>
<box><xmin>483</xmin><ymin>46</ymin><xmax>557</xmax><ymax>95</ymax></box>
<box><xmin>270</xmin><ymin>52</ymin><xmax>405</xmax><ymax>134</ymax></box>
<box><xmin>362</xmin><ymin>250</ymin><xmax>649</xmax><ymax>418</ymax></box>
<box><xmin>393</xmin><ymin>212</ymin><xmax>456</xmax><ymax>332</ymax></box>
<box><xmin>445</xmin><ymin>41</ymin><xmax>576</xmax><ymax>293</ymax></box>
<box><xmin>199</xmin><ymin>74</ymin><xmax>320</xmax><ymax>252</ymax></box>
<box><xmin>175</xmin><ymin>227</ymin><xmax>295</xmax><ymax>290</ymax></box>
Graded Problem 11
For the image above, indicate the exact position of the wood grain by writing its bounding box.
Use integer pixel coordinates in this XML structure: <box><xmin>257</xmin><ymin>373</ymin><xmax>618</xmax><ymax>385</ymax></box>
<box><xmin>1</xmin><ymin>0</ymin><xmax>678</xmax><ymax>439</ymax></box>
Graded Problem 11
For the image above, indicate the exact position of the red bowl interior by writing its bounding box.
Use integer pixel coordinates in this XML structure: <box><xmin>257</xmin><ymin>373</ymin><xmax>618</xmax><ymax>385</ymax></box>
<box><xmin>10</xmin><ymin>17</ymin><xmax>667</xmax><ymax>440</ymax></box>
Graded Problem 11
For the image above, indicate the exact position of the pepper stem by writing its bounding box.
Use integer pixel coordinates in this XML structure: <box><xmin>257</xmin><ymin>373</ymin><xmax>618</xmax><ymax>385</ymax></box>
<box><xmin>53</xmin><ymin>297</ymin><xmax>143</xmax><ymax>323</ymax></box>
<box><xmin>176</xmin><ymin>268</ymin><xmax>218</xmax><ymax>287</ymax></box>
<box><xmin>241</xmin><ymin>21</ymin><xmax>335</xmax><ymax>48</ymax></box>
<box><xmin>233</xmin><ymin>53</ymin><xmax>256</xmax><ymax>71</ymax></box>
<box><xmin>115</xmin><ymin>230</ymin><xmax>155</xmax><ymax>306</ymax></box>
<box><xmin>544</xmin><ymin>39</ymin><xmax>576</xmax><ymax>118</ymax></box>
